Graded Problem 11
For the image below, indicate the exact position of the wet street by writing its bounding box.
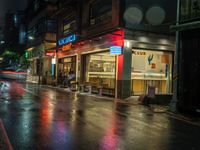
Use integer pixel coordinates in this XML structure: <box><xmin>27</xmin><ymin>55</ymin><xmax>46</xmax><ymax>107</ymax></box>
<box><xmin>0</xmin><ymin>80</ymin><xmax>200</xmax><ymax>150</ymax></box>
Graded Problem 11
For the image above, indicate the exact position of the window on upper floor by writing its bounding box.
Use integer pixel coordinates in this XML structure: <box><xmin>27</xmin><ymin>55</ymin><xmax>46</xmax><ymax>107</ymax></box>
<box><xmin>180</xmin><ymin>0</ymin><xmax>200</xmax><ymax>22</ymax></box>
<box><xmin>46</xmin><ymin>20</ymin><xmax>57</xmax><ymax>32</ymax></box>
<box><xmin>89</xmin><ymin>0</ymin><xmax>112</xmax><ymax>25</ymax></box>
<box><xmin>27</xmin><ymin>19</ymin><xmax>56</xmax><ymax>39</ymax></box>
<box><xmin>37</xmin><ymin>19</ymin><xmax>46</xmax><ymax>34</ymax></box>
<box><xmin>63</xmin><ymin>15</ymin><xmax>77</xmax><ymax>36</ymax></box>
<box><xmin>34</xmin><ymin>0</ymin><xmax>40</xmax><ymax>12</ymax></box>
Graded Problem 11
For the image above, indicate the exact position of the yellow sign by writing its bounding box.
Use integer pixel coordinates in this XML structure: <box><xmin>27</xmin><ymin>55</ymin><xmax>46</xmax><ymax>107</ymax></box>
<box><xmin>60</xmin><ymin>43</ymin><xmax>72</xmax><ymax>51</ymax></box>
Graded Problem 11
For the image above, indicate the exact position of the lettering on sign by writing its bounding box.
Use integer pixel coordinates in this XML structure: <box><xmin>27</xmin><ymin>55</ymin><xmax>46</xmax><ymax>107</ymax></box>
<box><xmin>45</xmin><ymin>50</ymin><xmax>56</xmax><ymax>57</ymax></box>
<box><xmin>58</xmin><ymin>34</ymin><xmax>76</xmax><ymax>46</ymax></box>
<box><xmin>110</xmin><ymin>46</ymin><xmax>123</xmax><ymax>55</ymax></box>
<box><xmin>63</xmin><ymin>57</ymin><xmax>72</xmax><ymax>63</ymax></box>
<box><xmin>133</xmin><ymin>50</ymin><xmax>146</xmax><ymax>55</ymax></box>
<box><xmin>59</xmin><ymin>43</ymin><xmax>72</xmax><ymax>51</ymax></box>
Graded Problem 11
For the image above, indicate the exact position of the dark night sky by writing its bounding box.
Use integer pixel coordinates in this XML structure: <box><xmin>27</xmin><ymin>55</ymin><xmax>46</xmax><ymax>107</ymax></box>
<box><xmin>0</xmin><ymin>0</ymin><xmax>27</xmax><ymax>27</ymax></box>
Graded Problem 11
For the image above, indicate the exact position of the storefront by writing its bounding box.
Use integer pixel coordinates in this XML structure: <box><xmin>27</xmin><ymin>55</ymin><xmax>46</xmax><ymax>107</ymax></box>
<box><xmin>57</xmin><ymin>34</ymin><xmax>78</xmax><ymax>85</ymax></box>
<box><xmin>82</xmin><ymin>51</ymin><xmax>116</xmax><ymax>96</ymax></box>
<box><xmin>75</xmin><ymin>29</ymin><xmax>124</xmax><ymax>97</ymax></box>
<box><xmin>131</xmin><ymin>49</ymin><xmax>173</xmax><ymax>95</ymax></box>
<box><xmin>123</xmin><ymin>30</ymin><xmax>175</xmax><ymax>102</ymax></box>
<box><xmin>55</xmin><ymin>29</ymin><xmax>175</xmax><ymax>100</ymax></box>
<box><xmin>58</xmin><ymin>56</ymin><xmax>77</xmax><ymax>77</ymax></box>
<box><xmin>26</xmin><ymin>45</ymin><xmax>45</xmax><ymax>83</ymax></box>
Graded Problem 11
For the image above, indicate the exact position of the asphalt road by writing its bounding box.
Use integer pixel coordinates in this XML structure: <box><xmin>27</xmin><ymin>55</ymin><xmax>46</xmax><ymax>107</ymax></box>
<box><xmin>0</xmin><ymin>80</ymin><xmax>200</xmax><ymax>150</ymax></box>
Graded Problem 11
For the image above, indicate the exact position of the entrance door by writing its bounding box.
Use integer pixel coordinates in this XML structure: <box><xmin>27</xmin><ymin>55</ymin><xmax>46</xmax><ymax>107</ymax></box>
<box><xmin>62</xmin><ymin>56</ymin><xmax>76</xmax><ymax>75</ymax></box>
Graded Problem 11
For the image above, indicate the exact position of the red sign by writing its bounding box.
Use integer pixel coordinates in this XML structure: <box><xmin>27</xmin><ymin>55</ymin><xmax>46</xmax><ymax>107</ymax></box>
<box><xmin>45</xmin><ymin>49</ymin><xmax>56</xmax><ymax>57</ymax></box>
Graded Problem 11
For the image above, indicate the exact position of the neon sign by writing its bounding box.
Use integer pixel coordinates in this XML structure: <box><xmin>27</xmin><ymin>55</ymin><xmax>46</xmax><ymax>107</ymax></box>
<box><xmin>59</xmin><ymin>43</ymin><xmax>72</xmax><ymax>51</ymax></box>
<box><xmin>110</xmin><ymin>46</ymin><xmax>123</xmax><ymax>55</ymax></box>
<box><xmin>45</xmin><ymin>49</ymin><xmax>56</xmax><ymax>57</ymax></box>
<box><xmin>58</xmin><ymin>34</ymin><xmax>76</xmax><ymax>46</ymax></box>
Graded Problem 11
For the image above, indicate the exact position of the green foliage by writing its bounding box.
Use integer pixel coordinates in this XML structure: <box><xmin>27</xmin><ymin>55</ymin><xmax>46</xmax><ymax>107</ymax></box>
<box><xmin>2</xmin><ymin>50</ymin><xmax>19</xmax><ymax>59</ymax></box>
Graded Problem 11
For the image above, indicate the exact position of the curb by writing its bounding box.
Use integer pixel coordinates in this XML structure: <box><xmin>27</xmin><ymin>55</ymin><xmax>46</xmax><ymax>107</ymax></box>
<box><xmin>166</xmin><ymin>111</ymin><xmax>200</xmax><ymax>127</ymax></box>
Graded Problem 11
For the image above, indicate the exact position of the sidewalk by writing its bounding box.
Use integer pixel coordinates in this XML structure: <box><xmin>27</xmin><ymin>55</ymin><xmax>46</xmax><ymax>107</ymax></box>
<box><xmin>41</xmin><ymin>84</ymin><xmax>170</xmax><ymax>112</ymax></box>
<box><xmin>0</xmin><ymin>119</ymin><xmax>13</xmax><ymax>150</ymax></box>
<box><xmin>37</xmin><ymin>83</ymin><xmax>200</xmax><ymax>125</ymax></box>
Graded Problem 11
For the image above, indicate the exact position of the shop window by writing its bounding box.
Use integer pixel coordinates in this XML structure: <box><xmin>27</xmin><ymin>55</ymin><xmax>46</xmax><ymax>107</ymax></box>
<box><xmin>131</xmin><ymin>49</ymin><xmax>172</xmax><ymax>95</ymax></box>
<box><xmin>84</xmin><ymin>52</ymin><xmax>116</xmax><ymax>89</ymax></box>
<box><xmin>89</xmin><ymin>0</ymin><xmax>112</xmax><ymax>25</ymax></box>
<box><xmin>59</xmin><ymin>56</ymin><xmax>76</xmax><ymax>77</ymax></box>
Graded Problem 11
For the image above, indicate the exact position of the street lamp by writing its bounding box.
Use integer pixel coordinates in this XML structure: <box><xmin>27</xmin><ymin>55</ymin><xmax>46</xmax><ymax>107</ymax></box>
<box><xmin>28</xmin><ymin>35</ymin><xmax>35</xmax><ymax>40</ymax></box>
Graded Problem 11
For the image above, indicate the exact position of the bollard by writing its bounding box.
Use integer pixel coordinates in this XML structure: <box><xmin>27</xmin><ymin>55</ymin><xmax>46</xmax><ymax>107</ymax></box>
<box><xmin>98</xmin><ymin>86</ymin><xmax>103</xmax><ymax>96</ymax></box>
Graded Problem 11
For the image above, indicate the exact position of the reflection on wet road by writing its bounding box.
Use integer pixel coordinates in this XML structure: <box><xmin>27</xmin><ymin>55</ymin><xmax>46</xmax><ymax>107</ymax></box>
<box><xmin>0</xmin><ymin>80</ymin><xmax>200</xmax><ymax>150</ymax></box>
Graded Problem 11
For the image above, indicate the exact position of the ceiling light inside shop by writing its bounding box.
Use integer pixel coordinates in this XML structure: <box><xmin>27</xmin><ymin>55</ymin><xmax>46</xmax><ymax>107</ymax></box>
<box><xmin>125</xmin><ymin>40</ymin><xmax>130</xmax><ymax>48</ymax></box>
<box><xmin>138</xmin><ymin>37</ymin><xmax>149</xmax><ymax>43</ymax></box>
<box><xmin>159</xmin><ymin>46</ymin><xmax>167</xmax><ymax>50</ymax></box>
<box><xmin>159</xmin><ymin>39</ymin><xmax>170</xmax><ymax>45</ymax></box>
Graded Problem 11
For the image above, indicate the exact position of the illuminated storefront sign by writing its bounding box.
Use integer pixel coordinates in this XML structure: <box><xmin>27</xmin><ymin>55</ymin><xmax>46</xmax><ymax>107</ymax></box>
<box><xmin>58</xmin><ymin>34</ymin><xmax>76</xmax><ymax>46</ymax></box>
<box><xmin>59</xmin><ymin>43</ymin><xmax>72</xmax><ymax>51</ymax></box>
<box><xmin>110</xmin><ymin>46</ymin><xmax>123</xmax><ymax>55</ymax></box>
<box><xmin>132</xmin><ymin>50</ymin><xmax>146</xmax><ymax>55</ymax></box>
<box><xmin>52</xmin><ymin>58</ymin><xmax>56</xmax><ymax>64</ymax></box>
<box><xmin>63</xmin><ymin>57</ymin><xmax>72</xmax><ymax>63</ymax></box>
<box><xmin>45</xmin><ymin>49</ymin><xmax>56</xmax><ymax>57</ymax></box>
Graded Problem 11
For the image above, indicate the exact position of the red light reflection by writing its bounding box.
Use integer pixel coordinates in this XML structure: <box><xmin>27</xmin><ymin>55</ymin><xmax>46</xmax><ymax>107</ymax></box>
<box><xmin>8</xmin><ymin>82</ymin><xmax>25</xmax><ymax>99</ymax></box>
<box><xmin>100</xmin><ymin>112</ymin><xmax>119</xmax><ymax>150</ymax></box>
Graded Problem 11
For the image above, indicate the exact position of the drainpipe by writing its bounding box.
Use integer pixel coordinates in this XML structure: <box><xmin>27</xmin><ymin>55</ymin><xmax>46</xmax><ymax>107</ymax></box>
<box><xmin>170</xmin><ymin>0</ymin><xmax>180</xmax><ymax>112</ymax></box>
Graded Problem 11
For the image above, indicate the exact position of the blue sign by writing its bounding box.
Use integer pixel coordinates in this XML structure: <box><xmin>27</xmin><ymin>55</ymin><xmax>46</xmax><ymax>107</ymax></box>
<box><xmin>110</xmin><ymin>46</ymin><xmax>123</xmax><ymax>55</ymax></box>
<box><xmin>58</xmin><ymin>34</ymin><xmax>76</xmax><ymax>46</ymax></box>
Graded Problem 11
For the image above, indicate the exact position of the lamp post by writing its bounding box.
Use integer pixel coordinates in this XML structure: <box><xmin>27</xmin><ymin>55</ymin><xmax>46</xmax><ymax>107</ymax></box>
<box><xmin>170</xmin><ymin>0</ymin><xmax>180</xmax><ymax>112</ymax></box>
<box><xmin>38</xmin><ymin>53</ymin><xmax>43</xmax><ymax>85</ymax></box>
<box><xmin>38</xmin><ymin>44</ymin><xmax>44</xmax><ymax>85</ymax></box>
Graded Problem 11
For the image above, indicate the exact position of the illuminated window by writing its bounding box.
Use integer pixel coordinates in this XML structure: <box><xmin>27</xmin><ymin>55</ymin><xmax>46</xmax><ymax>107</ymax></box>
<box><xmin>131</xmin><ymin>49</ymin><xmax>173</xmax><ymax>95</ymax></box>
<box><xmin>84</xmin><ymin>51</ymin><xmax>116</xmax><ymax>89</ymax></box>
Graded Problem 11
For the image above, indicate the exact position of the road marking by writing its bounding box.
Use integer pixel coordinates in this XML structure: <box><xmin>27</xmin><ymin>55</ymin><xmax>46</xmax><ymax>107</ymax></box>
<box><xmin>0</xmin><ymin>119</ymin><xmax>13</xmax><ymax>150</ymax></box>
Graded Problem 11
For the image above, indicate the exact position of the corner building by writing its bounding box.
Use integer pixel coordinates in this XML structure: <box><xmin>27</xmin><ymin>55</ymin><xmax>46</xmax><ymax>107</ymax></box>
<box><xmin>56</xmin><ymin>0</ymin><xmax>177</xmax><ymax>101</ymax></box>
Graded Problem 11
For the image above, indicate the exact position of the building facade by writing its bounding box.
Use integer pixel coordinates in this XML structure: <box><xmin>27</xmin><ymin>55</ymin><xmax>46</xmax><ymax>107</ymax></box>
<box><xmin>25</xmin><ymin>0</ymin><xmax>57</xmax><ymax>84</ymax></box>
<box><xmin>23</xmin><ymin>0</ymin><xmax>177</xmax><ymax>102</ymax></box>
<box><xmin>56</xmin><ymin>0</ymin><xmax>82</xmax><ymax>86</ymax></box>
<box><xmin>55</xmin><ymin>0</ymin><xmax>177</xmax><ymax>100</ymax></box>
<box><xmin>171</xmin><ymin>0</ymin><xmax>200</xmax><ymax>112</ymax></box>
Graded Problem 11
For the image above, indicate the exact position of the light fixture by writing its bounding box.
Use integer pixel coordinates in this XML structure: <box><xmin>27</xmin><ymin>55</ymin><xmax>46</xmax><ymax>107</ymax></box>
<box><xmin>28</xmin><ymin>36</ymin><xmax>35</xmax><ymax>40</ymax></box>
